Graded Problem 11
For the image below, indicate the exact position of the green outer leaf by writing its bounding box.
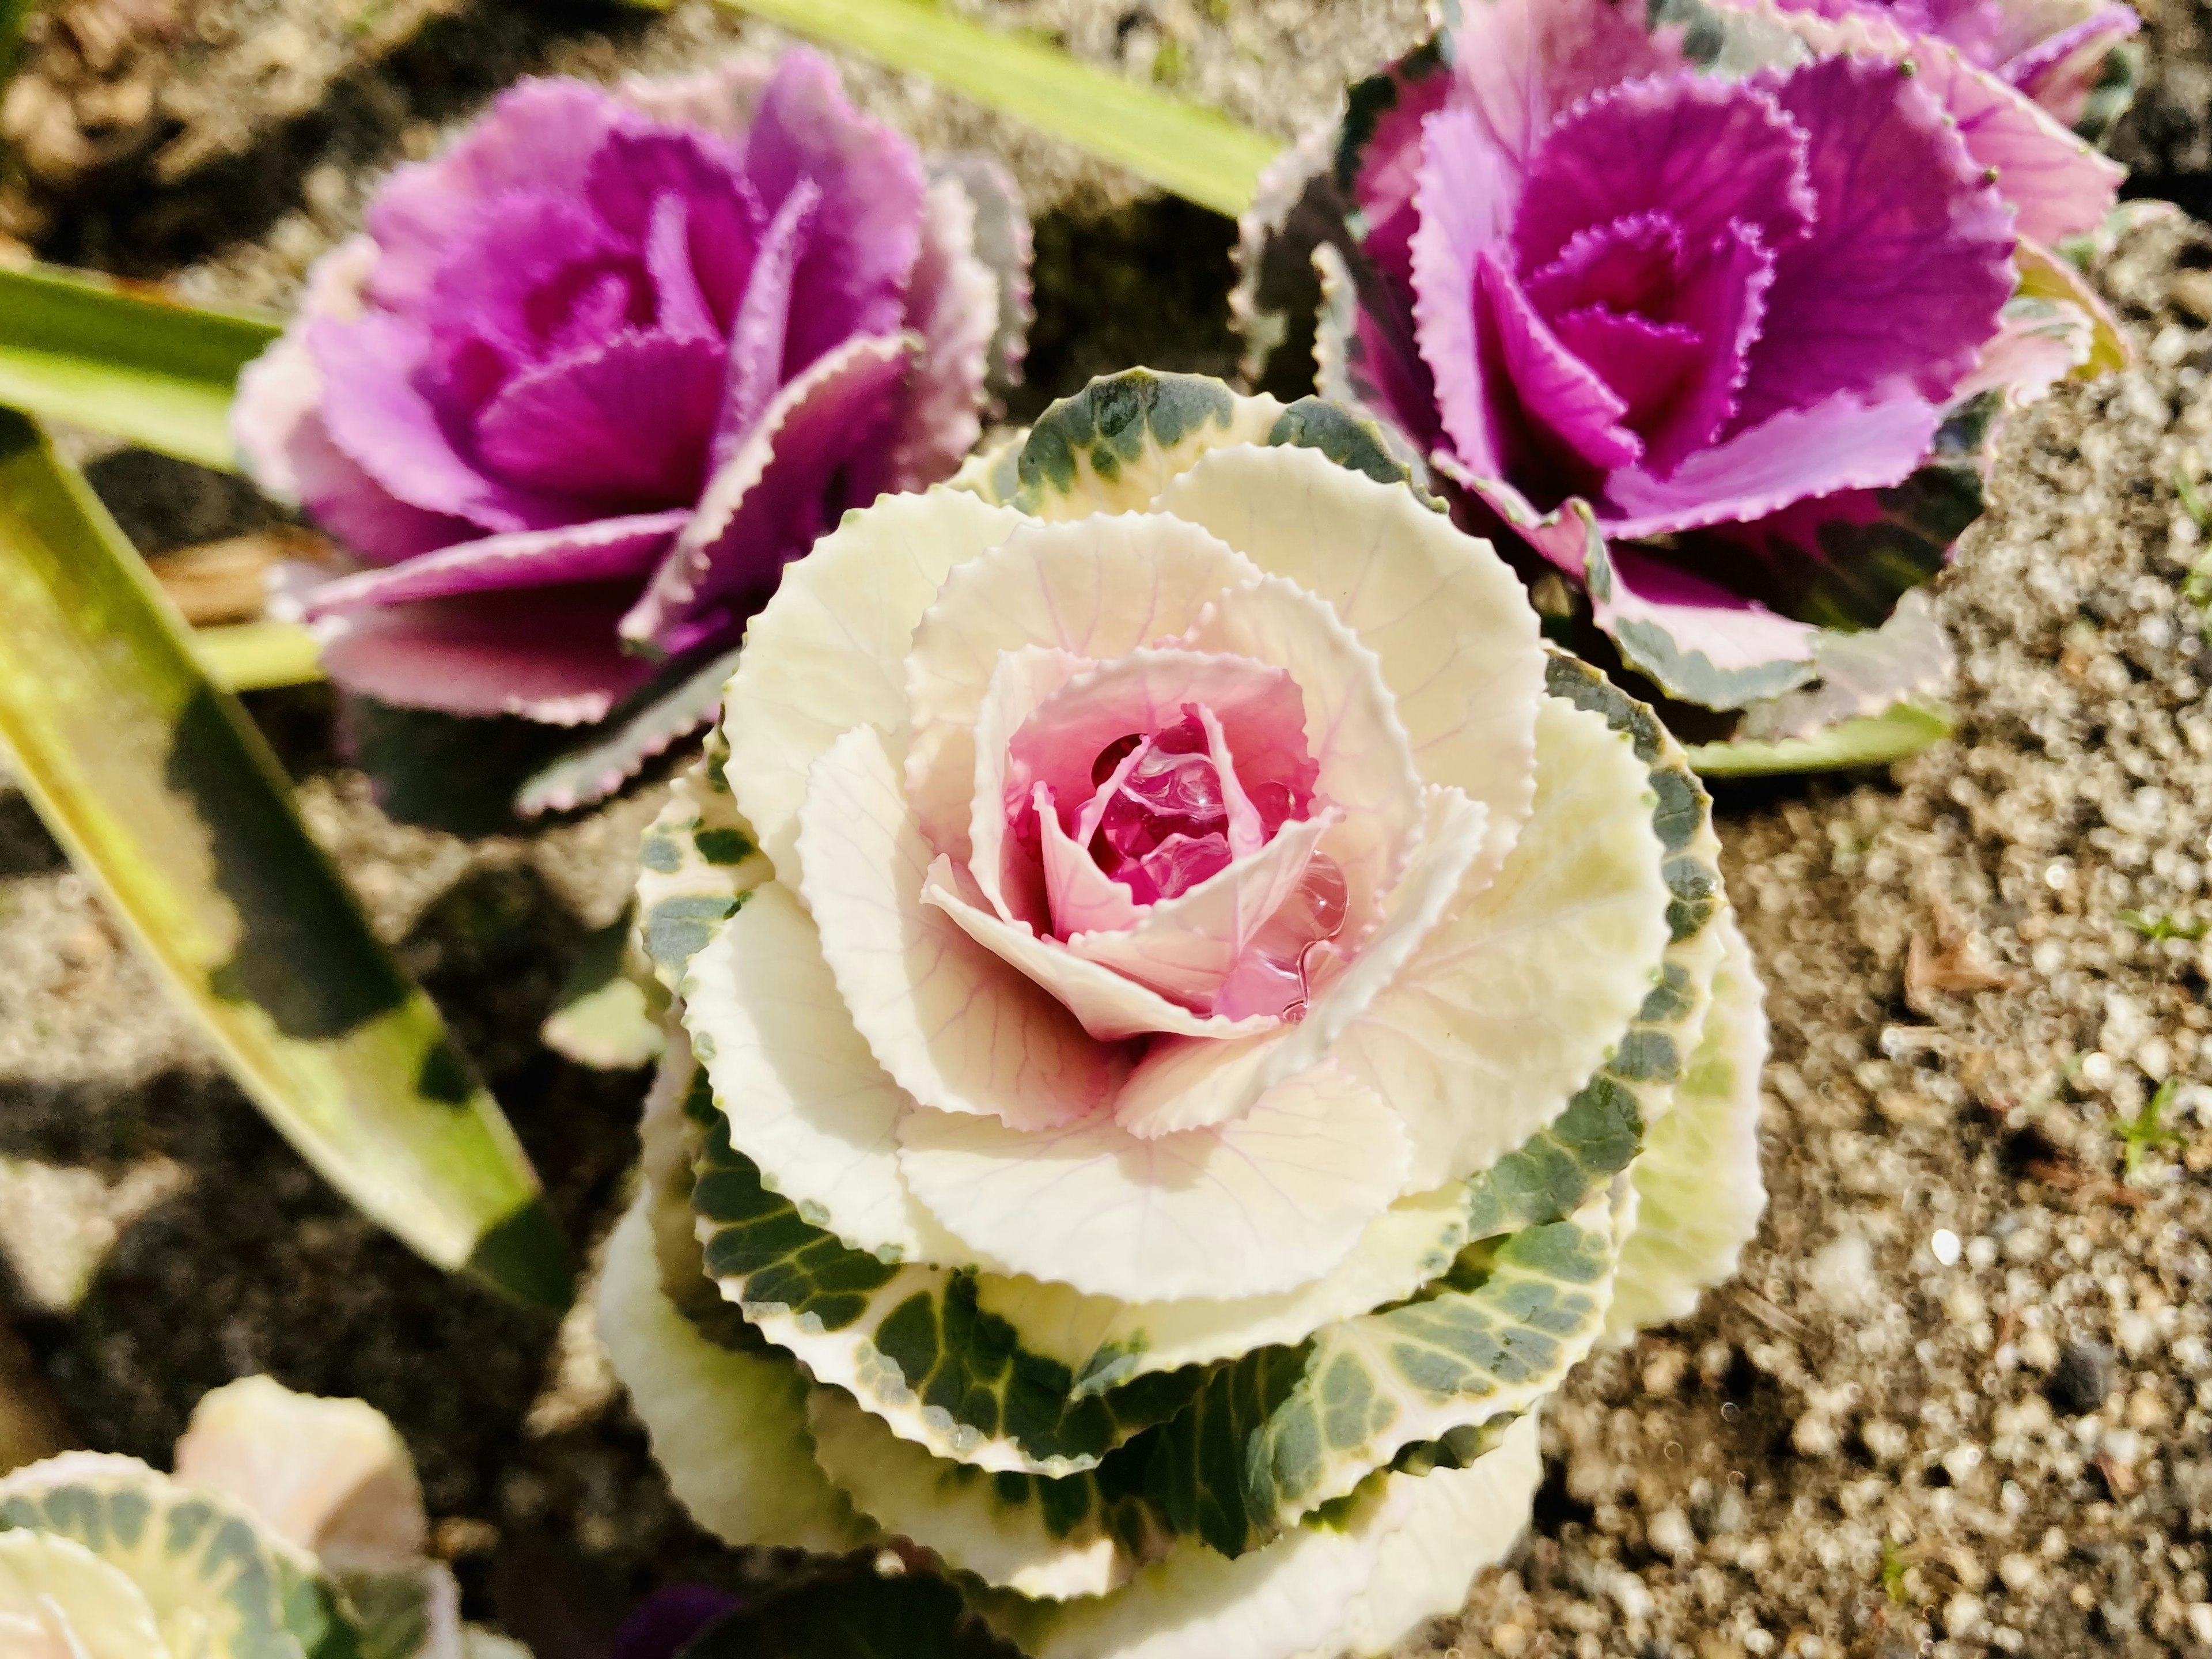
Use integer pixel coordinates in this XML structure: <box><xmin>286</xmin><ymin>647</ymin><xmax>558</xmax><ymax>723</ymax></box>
<box><xmin>0</xmin><ymin>411</ymin><xmax>570</xmax><ymax>1309</ymax></box>
<box><xmin>1685</xmin><ymin>700</ymin><xmax>1953</xmax><ymax>777</ymax></box>
<box><xmin>704</xmin><ymin>0</ymin><xmax>1281</xmax><ymax>217</ymax></box>
<box><xmin>0</xmin><ymin>264</ymin><xmax>280</xmax><ymax>471</ymax></box>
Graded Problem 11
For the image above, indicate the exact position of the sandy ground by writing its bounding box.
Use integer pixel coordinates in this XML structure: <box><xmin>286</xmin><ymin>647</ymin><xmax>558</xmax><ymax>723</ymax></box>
<box><xmin>0</xmin><ymin>1</ymin><xmax>2210</xmax><ymax>1654</ymax></box>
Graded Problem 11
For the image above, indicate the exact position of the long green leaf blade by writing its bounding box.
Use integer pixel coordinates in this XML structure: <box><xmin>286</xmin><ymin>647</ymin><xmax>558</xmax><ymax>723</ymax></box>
<box><xmin>1685</xmin><ymin>702</ymin><xmax>1953</xmax><ymax>777</ymax></box>
<box><xmin>0</xmin><ymin>410</ymin><xmax>573</xmax><ymax>1309</ymax></box>
<box><xmin>0</xmin><ymin>264</ymin><xmax>279</xmax><ymax>471</ymax></box>
<box><xmin>191</xmin><ymin>620</ymin><xmax>327</xmax><ymax>692</ymax></box>
<box><xmin>710</xmin><ymin>0</ymin><xmax>1281</xmax><ymax>215</ymax></box>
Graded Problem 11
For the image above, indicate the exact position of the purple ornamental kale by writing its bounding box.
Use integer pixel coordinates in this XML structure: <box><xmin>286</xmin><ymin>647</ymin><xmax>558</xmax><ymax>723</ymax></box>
<box><xmin>235</xmin><ymin>50</ymin><xmax>1028</xmax><ymax>805</ymax></box>
<box><xmin>1240</xmin><ymin>0</ymin><xmax>2128</xmax><ymax>722</ymax></box>
<box><xmin>1771</xmin><ymin>0</ymin><xmax>2139</xmax><ymax>131</ymax></box>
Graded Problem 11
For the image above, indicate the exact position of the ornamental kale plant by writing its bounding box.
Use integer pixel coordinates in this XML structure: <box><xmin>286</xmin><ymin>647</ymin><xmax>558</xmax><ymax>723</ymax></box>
<box><xmin>0</xmin><ymin>1376</ymin><xmax>462</xmax><ymax>1658</ymax></box>
<box><xmin>233</xmin><ymin>49</ymin><xmax>1031</xmax><ymax>812</ymax></box>
<box><xmin>1236</xmin><ymin>0</ymin><xmax>2133</xmax><ymax>747</ymax></box>
<box><xmin>601</xmin><ymin>371</ymin><xmax>1768</xmax><ymax>1658</ymax></box>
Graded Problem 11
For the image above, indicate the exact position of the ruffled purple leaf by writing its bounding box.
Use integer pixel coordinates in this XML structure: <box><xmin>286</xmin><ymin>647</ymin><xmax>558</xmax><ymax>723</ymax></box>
<box><xmin>1735</xmin><ymin>56</ymin><xmax>2014</xmax><ymax>425</ymax></box>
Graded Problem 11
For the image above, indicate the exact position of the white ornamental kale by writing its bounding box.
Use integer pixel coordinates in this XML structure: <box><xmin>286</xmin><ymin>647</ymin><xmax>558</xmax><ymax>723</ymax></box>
<box><xmin>0</xmin><ymin>1376</ymin><xmax>461</xmax><ymax>1659</ymax></box>
<box><xmin>605</xmin><ymin>370</ymin><xmax>1770</xmax><ymax>1658</ymax></box>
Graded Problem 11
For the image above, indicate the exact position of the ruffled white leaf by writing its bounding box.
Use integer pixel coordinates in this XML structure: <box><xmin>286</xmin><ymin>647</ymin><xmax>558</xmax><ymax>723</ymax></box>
<box><xmin>1335</xmin><ymin>698</ymin><xmax>1673</xmax><ymax>1191</ymax></box>
<box><xmin>1157</xmin><ymin>444</ymin><xmax>1544</xmax><ymax>895</ymax></box>
<box><xmin>171</xmin><ymin>1375</ymin><xmax>425</xmax><ymax>1574</ymax></box>
<box><xmin>722</xmin><ymin>488</ymin><xmax>1024</xmax><ymax>886</ymax></box>
<box><xmin>1608</xmin><ymin>908</ymin><xmax>1770</xmax><ymax>1339</ymax></box>
<box><xmin>904</xmin><ymin>514</ymin><xmax>1263</xmax><ymax>862</ymax></box>
<box><xmin>895</xmin><ymin>1060</ymin><xmax>1409</xmax><ymax>1301</ymax></box>
<box><xmin>681</xmin><ymin>881</ymin><xmax>960</xmax><ymax>1262</ymax></box>
<box><xmin>969</xmin><ymin>1179</ymin><xmax>1473</xmax><ymax>1389</ymax></box>
<box><xmin>0</xmin><ymin>1530</ymin><xmax>170</xmax><ymax>1659</ymax></box>
<box><xmin>1289</xmin><ymin>1414</ymin><xmax>1542</xmax><ymax>1659</ymax></box>
<box><xmin>798</xmin><ymin>723</ymin><xmax>1120</xmax><ymax>1130</ymax></box>
<box><xmin>805</xmin><ymin>1388</ymin><xmax>1143</xmax><ymax>1600</ymax></box>
<box><xmin>597</xmin><ymin>1195</ymin><xmax>868</xmax><ymax>1554</ymax></box>
<box><xmin>980</xmin><ymin>1478</ymin><xmax>1407</xmax><ymax>1659</ymax></box>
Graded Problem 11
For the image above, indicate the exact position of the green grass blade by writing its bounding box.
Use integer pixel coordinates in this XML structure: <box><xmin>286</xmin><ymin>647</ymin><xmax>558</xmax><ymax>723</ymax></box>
<box><xmin>0</xmin><ymin>264</ymin><xmax>281</xmax><ymax>471</ymax></box>
<box><xmin>0</xmin><ymin>410</ymin><xmax>572</xmax><ymax>1309</ymax></box>
<box><xmin>709</xmin><ymin>0</ymin><xmax>1281</xmax><ymax>216</ymax></box>
<box><xmin>191</xmin><ymin>620</ymin><xmax>327</xmax><ymax>692</ymax></box>
<box><xmin>1685</xmin><ymin>702</ymin><xmax>1953</xmax><ymax>778</ymax></box>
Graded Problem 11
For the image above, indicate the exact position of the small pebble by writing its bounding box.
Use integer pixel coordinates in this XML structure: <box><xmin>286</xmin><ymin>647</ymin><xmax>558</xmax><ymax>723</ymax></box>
<box><xmin>2049</xmin><ymin>1341</ymin><xmax>2115</xmax><ymax>1416</ymax></box>
<box><xmin>1931</xmin><ymin>1228</ymin><xmax>1962</xmax><ymax>1266</ymax></box>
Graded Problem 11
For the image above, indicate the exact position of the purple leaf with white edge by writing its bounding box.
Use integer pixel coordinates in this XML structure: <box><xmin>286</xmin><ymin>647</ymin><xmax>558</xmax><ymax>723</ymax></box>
<box><xmin>1732</xmin><ymin>586</ymin><xmax>1954</xmax><ymax>743</ymax></box>
<box><xmin>517</xmin><ymin>647</ymin><xmax>743</xmax><ymax>817</ymax></box>
<box><xmin>320</xmin><ymin>584</ymin><xmax>670</xmax><ymax>725</ymax></box>
<box><xmin>1758</xmin><ymin>2</ymin><xmax>2124</xmax><ymax>246</ymax></box>
<box><xmin>1733</xmin><ymin>55</ymin><xmax>2014</xmax><ymax>426</ymax></box>
<box><xmin>302</xmin><ymin>512</ymin><xmax>692</xmax><ymax>618</ymax></box>
<box><xmin>1584</xmin><ymin>531</ymin><xmax>1821</xmax><ymax>710</ymax></box>
<box><xmin>881</xmin><ymin>171</ymin><xmax>1002</xmax><ymax>495</ymax></box>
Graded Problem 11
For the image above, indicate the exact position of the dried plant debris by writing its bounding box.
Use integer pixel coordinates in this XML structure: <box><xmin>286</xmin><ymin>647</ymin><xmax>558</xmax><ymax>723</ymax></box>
<box><xmin>1425</xmin><ymin>206</ymin><xmax>2212</xmax><ymax>1659</ymax></box>
<box><xmin>0</xmin><ymin>0</ymin><xmax>180</xmax><ymax>233</ymax></box>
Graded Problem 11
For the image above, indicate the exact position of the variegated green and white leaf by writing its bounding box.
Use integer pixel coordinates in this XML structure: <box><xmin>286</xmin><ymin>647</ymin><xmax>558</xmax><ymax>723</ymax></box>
<box><xmin>690</xmin><ymin>1105</ymin><xmax>1199</xmax><ymax>1477</ymax></box>
<box><xmin>1607</xmin><ymin>910</ymin><xmax>1770</xmax><ymax>1340</ymax></box>
<box><xmin>1289</xmin><ymin>1412</ymin><xmax>1542</xmax><ymax>1659</ymax></box>
<box><xmin>1534</xmin><ymin>651</ymin><xmax>1728</xmax><ymax>1132</ymax></box>
<box><xmin>921</xmin><ymin>1192</ymin><xmax>1613</xmax><ymax>1567</ymax></box>
<box><xmin>1006</xmin><ymin>370</ymin><xmax>1434</xmax><ymax>529</ymax></box>
<box><xmin>634</xmin><ymin>738</ymin><xmax>772</xmax><ymax>993</ymax></box>
<box><xmin>805</xmin><ymin>1387</ymin><xmax>1168</xmax><ymax>1601</ymax></box>
<box><xmin>0</xmin><ymin>1454</ymin><xmax>350</xmax><ymax>1659</ymax></box>
<box><xmin>598</xmin><ymin>1192</ymin><xmax>868</xmax><ymax>1555</ymax></box>
<box><xmin>0</xmin><ymin>1529</ymin><xmax>172</xmax><ymax>1659</ymax></box>
<box><xmin>1159</xmin><ymin>1192</ymin><xmax>1615</xmax><ymax>1555</ymax></box>
<box><xmin>1011</xmin><ymin>373</ymin><xmax>1287</xmax><ymax>521</ymax></box>
<box><xmin>968</xmin><ymin>1181</ymin><xmax>1474</xmax><ymax>1397</ymax></box>
<box><xmin>975</xmin><ymin>1416</ymin><xmax>1541</xmax><ymax>1659</ymax></box>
